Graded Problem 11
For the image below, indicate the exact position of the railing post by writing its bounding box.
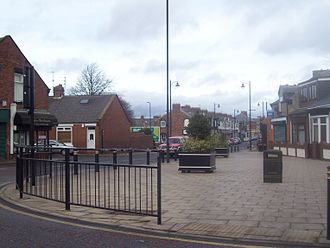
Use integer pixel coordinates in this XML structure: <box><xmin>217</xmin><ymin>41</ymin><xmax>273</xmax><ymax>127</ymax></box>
<box><xmin>31</xmin><ymin>146</ymin><xmax>36</xmax><ymax>186</ymax></box>
<box><xmin>174</xmin><ymin>150</ymin><xmax>178</xmax><ymax>161</ymax></box>
<box><xmin>95</xmin><ymin>150</ymin><xmax>99</xmax><ymax>172</ymax></box>
<box><xmin>113</xmin><ymin>150</ymin><xmax>117</xmax><ymax>170</ymax></box>
<box><xmin>129</xmin><ymin>149</ymin><xmax>133</xmax><ymax>165</ymax></box>
<box><xmin>327</xmin><ymin>166</ymin><xmax>330</xmax><ymax>240</ymax></box>
<box><xmin>146</xmin><ymin>149</ymin><xmax>150</xmax><ymax>165</ymax></box>
<box><xmin>73</xmin><ymin>150</ymin><xmax>78</xmax><ymax>175</ymax></box>
<box><xmin>157</xmin><ymin>156</ymin><xmax>162</xmax><ymax>225</ymax></box>
<box><xmin>19</xmin><ymin>147</ymin><xmax>24</xmax><ymax>199</ymax></box>
<box><xmin>65</xmin><ymin>149</ymin><xmax>70</xmax><ymax>210</ymax></box>
<box><xmin>16</xmin><ymin>146</ymin><xmax>19</xmax><ymax>189</ymax></box>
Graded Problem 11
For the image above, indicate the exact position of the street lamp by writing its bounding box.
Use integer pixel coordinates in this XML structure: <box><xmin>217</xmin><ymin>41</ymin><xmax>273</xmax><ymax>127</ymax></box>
<box><xmin>233</xmin><ymin>109</ymin><xmax>239</xmax><ymax>138</ymax></box>
<box><xmin>213</xmin><ymin>103</ymin><xmax>220</xmax><ymax>132</ymax></box>
<box><xmin>147</xmin><ymin>102</ymin><xmax>151</xmax><ymax>131</ymax></box>
<box><xmin>241</xmin><ymin>81</ymin><xmax>252</xmax><ymax>151</ymax></box>
<box><xmin>166</xmin><ymin>0</ymin><xmax>170</xmax><ymax>163</ymax></box>
<box><xmin>170</xmin><ymin>80</ymin><xmax>180</xmax><ymax>136</ymax></box>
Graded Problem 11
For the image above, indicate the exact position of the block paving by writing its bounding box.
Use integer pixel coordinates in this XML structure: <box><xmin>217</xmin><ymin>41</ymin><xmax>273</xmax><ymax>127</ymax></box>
<box><xmin>1</xmin><ymin>150</ymin><xmax>330</xmax><ymax>246</ymax></box>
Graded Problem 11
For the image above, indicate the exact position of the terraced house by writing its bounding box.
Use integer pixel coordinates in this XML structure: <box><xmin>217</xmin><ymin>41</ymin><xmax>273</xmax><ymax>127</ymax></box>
<box><xmin>271</xmin><ymin>69</ymin><xmax>330</xmax><ymax>159</ymax></box>
<box><xmin>0</xmin><ymin>35</ymin><xmax>57</xmax><ymax>160</ymax></box>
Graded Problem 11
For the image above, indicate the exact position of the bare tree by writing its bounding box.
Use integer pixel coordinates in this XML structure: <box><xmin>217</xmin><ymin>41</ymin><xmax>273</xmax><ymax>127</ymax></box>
<box><xmin>69</xmin><ymin>63</ymin><xmax>112</xmax><ymax>95</ymax></box>
<box><xmin>118</xmin><ymin>96</ymin><xmax>134</xmax><ymax>123</ymax></box>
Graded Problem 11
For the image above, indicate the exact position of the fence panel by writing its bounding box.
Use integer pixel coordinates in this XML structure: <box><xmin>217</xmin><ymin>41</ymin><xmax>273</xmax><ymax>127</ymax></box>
<box><xmin>16</xmin><ymin>146</ymin><xmax>161</xmax><ymax>223</ymax></box>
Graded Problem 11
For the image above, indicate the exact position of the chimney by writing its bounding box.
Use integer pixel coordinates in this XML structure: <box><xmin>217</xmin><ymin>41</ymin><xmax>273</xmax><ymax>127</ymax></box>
<box><xmin>53</xmin><ymin>84</ymin><xmax>65</xmax><ymax>98</ymax></box>
<box><xmin>172</xmin><ymin>103</ymin><xmax>181</xmax><ymax>112</ymax></box>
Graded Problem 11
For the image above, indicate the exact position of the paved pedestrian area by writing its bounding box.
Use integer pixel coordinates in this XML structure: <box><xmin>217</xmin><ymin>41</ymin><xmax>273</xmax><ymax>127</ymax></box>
<box><xmin>1</xmin><ymin>151</ymin><xmax>330</xmax><ymax>246</ymax></box>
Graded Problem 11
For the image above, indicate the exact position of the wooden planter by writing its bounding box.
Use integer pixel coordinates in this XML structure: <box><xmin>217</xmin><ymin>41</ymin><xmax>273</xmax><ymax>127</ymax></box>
<box><xmin>214</xmin><ymin>147</ymin><xmax>229</xmax><ymax>157</ymax></box>
<box><xmin>178</xmin><ymin>152</ymin><xmax>216</xmax><ymax>173</ymax></box>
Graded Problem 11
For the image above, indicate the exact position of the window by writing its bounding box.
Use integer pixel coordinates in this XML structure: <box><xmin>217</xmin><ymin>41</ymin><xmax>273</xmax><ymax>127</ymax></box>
<box><xmin>14</xmin><ymin>73</ymin><xmax>24</xmax><ymax>102</ymax></box>
<box><xmin>292</xmin><ymin>124</ymin><xmax>305</xmax><ymax>145</ymax></box>
<box><xmin>311</xmin><ymin>116</ymin><xmax>328</xmax><ymax>143</ymax></box>
<box><xmin>311</xmin><ymin>85</ymin><xmax>316</xmax><ymax>99</ymax></box>
<box><xmin>274</xmin><ymin>123</ymin><xmax>286</xmax><ymax>143</ymax></box>
<box><xmin>57</xmin><ymin>127</ymin><xmax>72</xmax><ymax>143</ymax></box>
<box><xmin>160</xmin><ymin>120</ymin><xmax>166</xmax><ymax>128</ymax></box>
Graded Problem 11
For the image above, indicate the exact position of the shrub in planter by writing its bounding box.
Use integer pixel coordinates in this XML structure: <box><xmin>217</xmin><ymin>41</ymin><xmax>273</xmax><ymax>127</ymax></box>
<box><xmin>179</xmin><ymin>114</ymin><xmax>226</xmax><ymax>172</ymax></box>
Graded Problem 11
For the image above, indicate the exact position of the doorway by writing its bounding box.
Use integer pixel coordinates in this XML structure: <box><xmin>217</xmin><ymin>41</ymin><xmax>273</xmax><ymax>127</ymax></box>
<box><xmin>87</xmin><ymin>127</ymin><xmax>96</xmax><ymax>149</ymax></box>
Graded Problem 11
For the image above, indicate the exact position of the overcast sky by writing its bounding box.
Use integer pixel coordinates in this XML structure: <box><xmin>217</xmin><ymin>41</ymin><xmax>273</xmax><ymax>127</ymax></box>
<box><xmin>1</xmin><ymin>0</ymin><xmax>330</xmax><ymax>118</ymax></box>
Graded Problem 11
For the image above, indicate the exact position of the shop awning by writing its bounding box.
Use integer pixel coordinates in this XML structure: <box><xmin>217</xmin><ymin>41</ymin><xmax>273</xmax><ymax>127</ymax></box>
<box><xmin>14</xmin><ymin>110</ymin><xmax>58</xmax><ymax>128</ymax></box>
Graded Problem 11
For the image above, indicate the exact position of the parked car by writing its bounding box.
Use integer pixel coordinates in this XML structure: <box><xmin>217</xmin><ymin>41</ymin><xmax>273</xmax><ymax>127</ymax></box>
<box><xmin>228</xmin><ymin>137</ymin><xmax>241</xmax><ymax>146</ymax></box>
<box><xmin>36</xmin><ymin>139</ymin><xmax>75</xmax><ymax>155</ymax></box>
<box><xmin>158</xmin><ymin>136</ymin><xmax>187</xmax><ymax>157</ymax></box>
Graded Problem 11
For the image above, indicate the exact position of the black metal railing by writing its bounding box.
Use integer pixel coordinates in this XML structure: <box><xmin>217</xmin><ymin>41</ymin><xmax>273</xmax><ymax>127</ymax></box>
<box><xmin>16</xmin><ymin>146</ymin><xmax>162</xmax><ymax>224</ymax></box>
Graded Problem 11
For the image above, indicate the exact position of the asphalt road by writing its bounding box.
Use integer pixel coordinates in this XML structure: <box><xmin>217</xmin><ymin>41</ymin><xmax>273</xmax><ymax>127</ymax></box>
<box><xmin>0</xmin><ymin>163</ymin><xmax>270</xmax><ymax>248</ymax></box>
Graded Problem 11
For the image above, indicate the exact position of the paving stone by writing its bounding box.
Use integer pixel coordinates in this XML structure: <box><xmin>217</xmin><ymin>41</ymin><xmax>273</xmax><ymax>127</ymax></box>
<box><xmin>281</xmin><ymin>229</ymin><xmax>320</xmax><ymax>243</ymax></box>
<box><xmin>245</xmin><ymin>227</ymin><xmax>284</xmax><ymax>237</ymax></box>
<box><xmin>2</xmin><ymin>151</ymin><xmax>329</xmax><ymax>245</ymax></box>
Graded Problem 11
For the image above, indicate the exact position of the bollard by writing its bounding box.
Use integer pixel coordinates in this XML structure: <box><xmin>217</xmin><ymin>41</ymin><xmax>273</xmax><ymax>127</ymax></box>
<box><xmin>237</xmin><ymin>145</ymin><xmax>240</xmax><ymax>152</ymax></box>
<box><xmin>230</xmin><ymin>145</ymin><xmax>233</xmax><ymax>153</ymax></box>
<box><xmin>113</xmin><ymin>150</ymin><xmax>117</xmax><ymax>170</ymax></box>
<box><xmin>73</xmin><ymin>150</ymin><xmax>78</xmax><ymax>175</ymax></box>
<box><xmin>161</xmin><ymin>150</ymin><xmax>165</xmax><ymax>163</ymax></box>
<box><xmin>174</xmin><ymin>150</ymin><xmax>178</xmax><ymax>161</ymax></box>
<box><xmin>327</xmin><ymin>166</ymin><xmax>330</xmax><ymax>240</ymax></box>
<box><xmin>95</xmin><ymin>150</ymin><xmax>99</xmax><ymax>172</ymax></box>
<box><xmin>147</xmin><ymin>149</ymin><xmax>150</xmax><ymax>165</ymax></box>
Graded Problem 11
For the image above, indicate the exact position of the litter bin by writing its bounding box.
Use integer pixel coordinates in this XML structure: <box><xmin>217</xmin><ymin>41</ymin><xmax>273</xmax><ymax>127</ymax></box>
<box><xmin>263</xmin><ymin>150</ymin><xmax>282</xmax><ymax>183</ymax></box>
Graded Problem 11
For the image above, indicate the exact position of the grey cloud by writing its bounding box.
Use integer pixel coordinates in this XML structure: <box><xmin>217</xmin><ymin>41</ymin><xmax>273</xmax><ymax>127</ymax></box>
<box><xmin>130</xmin><ymin>59</ymin><xmax>202</xmax><ymax>74</ymax></box>
<box><xmin>258</xmin><ymin>3</ymin><xmax>330</xmax><ymax>55</ymax></box>
<box><xmin>100</xmin><ymin>0</ymin><xmax>165</xmax><ymax>43</ymax></box>
<box><xmin>35</xmin><ymin>58</ymin><xmax>87</xmax><ymax>74</ymax></box>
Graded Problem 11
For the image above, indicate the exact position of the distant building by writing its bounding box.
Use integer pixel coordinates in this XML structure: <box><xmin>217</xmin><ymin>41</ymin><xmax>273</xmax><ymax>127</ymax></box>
<box><xmin>48</xmin><ymin>85</ymin><xmax>131</xmax><ymax>149</ymax></box>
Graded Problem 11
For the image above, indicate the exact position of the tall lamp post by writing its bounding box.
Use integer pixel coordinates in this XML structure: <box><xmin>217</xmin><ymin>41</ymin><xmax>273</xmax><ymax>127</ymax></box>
<box><xmin>241</xmin><ymin>81</ymin><xmax>252</xmax><ymax>151</ymax></box>
<box><xmin>166</xmin><ymin>0</ymin><xmax>170</xmax><ymax>162</ymax></box>
<box><xmin>213</xmin><ymin>103</ymin><xmax>220</xmax><ymax>133</ymax></box>
<box><xmin>170</xmin><ymin>80</ymin><xmax>180</xmax><ymax>136</ymax></box>
<box><xmin>147</xmin><ymin>102</ymin><xmax>152</xmax><ymax>131</ymax></box>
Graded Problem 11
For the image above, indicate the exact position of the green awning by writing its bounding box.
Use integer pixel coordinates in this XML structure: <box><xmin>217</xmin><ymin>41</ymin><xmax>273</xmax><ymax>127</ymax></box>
<box><xmin>0</xmin><ymin>109</ymin><xmax>9</xmax><ymax>123</ymax></box>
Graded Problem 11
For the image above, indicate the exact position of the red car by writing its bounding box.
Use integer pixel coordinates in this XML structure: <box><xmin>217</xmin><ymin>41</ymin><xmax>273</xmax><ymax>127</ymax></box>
<box><xmin>159</xmin><ymin>136</ymin><xmax>187</xmax><ymax>156</ymax></box>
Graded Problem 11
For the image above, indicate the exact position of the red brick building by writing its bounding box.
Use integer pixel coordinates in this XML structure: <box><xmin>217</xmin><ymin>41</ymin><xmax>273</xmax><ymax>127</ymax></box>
<box><xmin>156</xmin><ymin>104</ymin><xmax>192</xmax><ymax>143</ymax></box>
<box><xmin>48</xmin><ymin>85</ymin><xmax>131</xmax><ymax>149</ymax></box>
<box><xmin>0</xmin><ymin>35</ymin><xmax>57</xmax><ymax>160</ymax></box>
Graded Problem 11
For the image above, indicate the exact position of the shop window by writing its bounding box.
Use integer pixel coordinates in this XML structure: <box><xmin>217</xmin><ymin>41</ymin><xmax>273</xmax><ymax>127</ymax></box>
<box><xmin>292</xmin><ymin>124</ymin><xmax>305</xmax><ymax>145</ymax></box>
<box><xmin>274</xmin><ymin>124</ymin><xmax>286</xmax><ymax>143</ymax></box>
<box><xmin>311</xmin><ymin>116</ymin><xmax>328</xmax><ymax>143</ymax></box>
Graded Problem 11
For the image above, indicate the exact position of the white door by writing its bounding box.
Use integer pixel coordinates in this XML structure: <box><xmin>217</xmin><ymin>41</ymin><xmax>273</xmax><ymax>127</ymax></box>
<box><xmin>87</xmin><ymin>128</ymin><xmax>96</xmax><ymax>149</ymax></box>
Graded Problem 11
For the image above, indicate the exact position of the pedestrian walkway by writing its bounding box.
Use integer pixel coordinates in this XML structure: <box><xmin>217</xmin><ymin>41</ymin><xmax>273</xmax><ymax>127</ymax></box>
<box><xmin>1</xmin><ymin>151</ymin><xmax>330</xmax><ymax>246</ymax></box>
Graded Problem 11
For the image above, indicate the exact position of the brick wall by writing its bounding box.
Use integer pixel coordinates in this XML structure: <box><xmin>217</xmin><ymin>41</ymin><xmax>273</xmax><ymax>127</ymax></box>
<box><xmin>158</xmin><ymin>104</ymin><xmax>190</xmax><ymax>138</ymax></box>
<box><xmin>0</xmin><ymin>36</ymin><xmax>49</xmax><ymax>110</ymax></box>
<box><xmin>99</xmin><ymin>96</ymin><xmax>130</xmax><ymax>148</ymax></box>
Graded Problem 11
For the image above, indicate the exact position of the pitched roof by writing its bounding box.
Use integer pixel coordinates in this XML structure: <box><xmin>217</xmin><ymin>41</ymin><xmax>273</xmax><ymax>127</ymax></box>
<box><xmin>49</xmin><ymin>95</ymin><xmax>116</xmax><ymax>123</ymax></box>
